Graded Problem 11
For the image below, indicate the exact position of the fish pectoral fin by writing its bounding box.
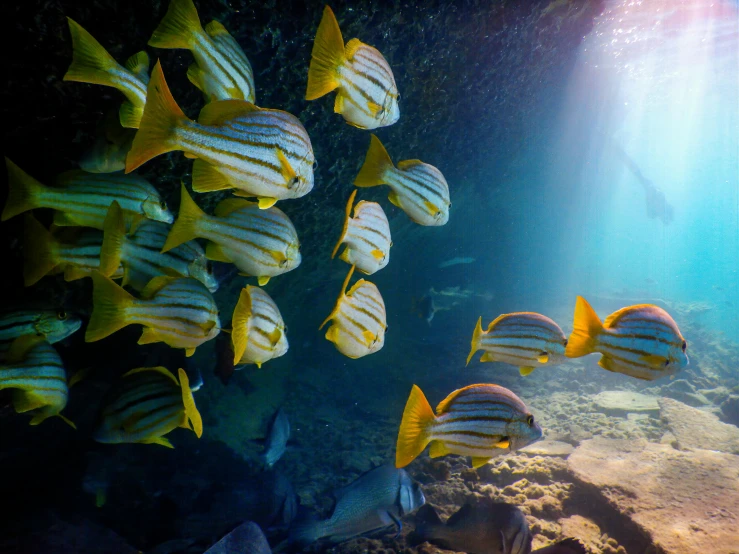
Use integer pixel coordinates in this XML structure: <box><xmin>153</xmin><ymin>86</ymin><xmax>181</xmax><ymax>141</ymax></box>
<box><xmin>186</xmin><ymin>63</ymin><xmax>205</xmax><ymax>92</ymax></box>
<box><xmin>267</xmin><ymin>327</ymin><xmax>282</xmax><ymax>347</ymax></box>
<box><xmin>257</xmin><ymin>197</ymin><xmax>278</xmax><ymax>209</ymax></box>
<box><xmin>370</xmin><ymin>249</ymin><xmax>385</xmax><ymax>261</ymax></box>
<box><xmin>519</xmin><ymin>366</ymin><xmax>536</xmax><ymax>377</ymax></box>
<box><xmin>205</xmin><ymin>242</ymin><xmax>233</xmax><ymax>263</ymax></box>
<box><xmin>537</xmin><ymin>352</ymin><xmax>549</xmax><ymax>364</ymax></box>
<box><xmin>53</xmin><ymin>211</ymin><xmax>79</xmax><ymax>227</ymax></box>
<box><xmin>598</xmin><ymin>356</ymin><xmax>616</xmax><ymax>373</ymax></box>
<box><xmin>362</xmin><ymin>329</ymin><xmax>376</xmax><ymax>346</ymax></box>
<box><xmin>257</xmin><ymin>276</ymin><xmax>270</xmax><ymax>286</ymax></box>
<box><xmin>191</xmin><ymin>159</ymin><xmax>232</xmax><ymax>193</ymax></box>
<box><xmin>423</xmin><ymin>200</ymin><xmax>438</xmax><ymax>215</ymax></box>
<box><xmin>471</xmin><ymin>456</ymin><xmax>492</xmax><ymax>469</ymax></box>
<box><xmin>428</xmin><ymin>440</ymin><xmax>449</xmax><ymax>459</ymax></box>
<box><xmin>138</xmin><ymin>327</ymin><xmax>162</xmax><ymax>345</ymax></box>
<box><xmin>480</xmin><ymin>352</ymin><xmax>495</xmax><ymax>362</ymax></box>
<box><xmin>276</xmin><ymin>149</ymin><xmax>297</xmax><ymax>185</ymax></box>
<box><xmin>367</xmin><ymin>101</ymin><xmax>382</xmax><ymax>117</ymax></box>
<box><xmin>333</xmin><ymin>93</ymin><xmax>345</xmax><ymax>114</ymax></box>
<box><xmin>496</xmin><ymin>438</ymin><xmax>510</xmax><ymax>449</ymax></box>
<box><xmin>640</xmin><ymin>354</ymin><xmax>668</xmax><ymax>366</ymax></box>
<box><xmin>387</xmin><ymin>190</ymin><xmax>402</xmax><ymax>208</ymax></box>
<box><xmin>185</xmin><ymin>347</ymin><xmax>196</xmax><ymax>357</ymax></box>
<box><xmin>270</xmin><ymin>250</ymin><xmax>287</xmax><ymax>265</ymax></box>
<box><xmin>324</xmin><ymin>324</ymin><xmax>339</xmax><ymax>344</ymax></box>
<box><xmin>142</xmin><ymin>436</ymin><xmax>174</xmax><ymax>448</ymax></box>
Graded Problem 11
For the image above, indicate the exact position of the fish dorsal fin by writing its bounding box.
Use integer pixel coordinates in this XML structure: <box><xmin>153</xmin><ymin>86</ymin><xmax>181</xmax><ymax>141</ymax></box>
<box><xmin>319</xmin><ymin>265</ymin><xmax>355</xmax><ymax>330</ymax></box>
<box><xmin>331</xmin><ymin>189</ymin><xmax>357</xmax><ymax>259</ymax></box>
<box><xmin>140</xmin><ymin>275</ymin><xmax>178</xmax><ymax>299</ymax></box>
<box><xmin>446</xmin><ymin>502</ymin><xmax>475</xmax><ymax>526</ymax></box>
<box><xmin>603</xmin><ymin>304</ymin><xmax>656</xmax><ymax>329</ymax></box>
<box><xmin>346</xmin><ymin>278</ymin><xmax>367</xmax><ymax>297</ymax></box>
<box><xmin>397</xmin><ymin>159</ymin><xmax>424</xmax><ymax>170</ymax></box>
<box><xmin>387</xmin><ymin>190</ymin><xmax>402</xmax><ymax>208</ymax></box>
<box><xmin>178</xmin><ymin>368</ymin><xmax>203</xmax><ymax>438</ymax></box>
<box><xmin>231</xmin><ymin>286</ymin><xmax>253</xmax><ymax>364</ymax></box>
<box><xmin>124</xmin><ymin>51</ymin><xmax>149</xmax><ymax>77</ymax></box>
<box><xmin>487</xmin><ymin>313</ymin><xmax>508</xmax><ymax>331</ymax></box>
<box><xmin>435</xmin><ymin>384</ymin><xmax>485</xmax><ymax>415</ymax></box>
<box><xmin>123</xmin><ymin>366</ymin><xmax>179</xmax><ymax>386</ymax></box>
<box><xmin>198</xmin><ymin>100</ymin><xmax>259</xmax><ymax>126</ymax></box>
<box><xmin>214</xmin><ymin>197</ymin><xmax>255</xmax><ymax>217</ymax></box>
<box><xmin>344</xmin><ymin>38</ymin><xmax>364</xmax><ymax>60</ymax></box>
<box><xmin>205</xmin><ymin>242</ymin><xmax>233</xmax><ymax>263</ymax></box>
<box><xmin>6</xmin><ymin>335</ymin><xmax>46</xmax><ymax>363</ymax></box>
<box><xmin>205</xmin><ymin>20</ymin><xmax>228</xmax><ymax>37</ymax></box>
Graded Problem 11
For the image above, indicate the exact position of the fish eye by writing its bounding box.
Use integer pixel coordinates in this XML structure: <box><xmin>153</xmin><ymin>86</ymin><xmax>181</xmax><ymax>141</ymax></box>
<box><xmin>160</xmin><ymin>201</ymin><xmax>167</xmax><ymax>210</ymax></box>
<box><xmin>313</xmin><ymin>159</ymin><xmax>318</xmax><ymax>169</ymax></box>
<box><xmin>681</xmin><ymin>340</ymin><xmax>687</xmax><ymax>352</ymax></box>
<box><xmin>664</xmin><ymin>359</ymin><xmax>670</xmax><ymax>367</ymax></box>
<box><xmin>57</xmin><ymin>310</ymin><xmax>67</xmax><ymax>320</ymax></box>
<box><xmin>526</xmin><ymin>415</ymin><xmax>534</xmax><ymax>427</ymax></box>
<box><xmin>397</xmin><ymin>93</ymin><xmax>401</xmax><ymax>101</ymax></box>
<box><xmin>284</xmin><ymin>325</ymin><xmax>288</xmax><ymax>333</ymax></box>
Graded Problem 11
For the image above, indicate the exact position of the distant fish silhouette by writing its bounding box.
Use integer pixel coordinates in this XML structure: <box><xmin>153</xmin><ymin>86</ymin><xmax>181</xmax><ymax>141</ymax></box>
<box><xmin>438</xmin><ymin>256</ymin><xmax>475</xmax><ymax>268</ymax></box>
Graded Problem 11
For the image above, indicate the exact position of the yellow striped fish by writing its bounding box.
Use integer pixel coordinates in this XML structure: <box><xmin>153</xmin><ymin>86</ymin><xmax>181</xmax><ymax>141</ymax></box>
<box><xmin>566</xmin><ymin>296</ymin><xmax>689</xmax><ymax>381</ymax></box>
<box><xmin>306</xmin><ymin>5</ymin><xmax>399</xmax><ymax>129</ymax></box>
<box><xmin>0</xmin><ymin>310</ymin><xmax>81</xmax><ymax>360</ymax></box>
<box><xmin>466</xmin><ymin>312</ymin><xmax>568</xmax><ymax>376</ymax></box>
<box><xmin>85</xmin><ymin>272</ymin><xmax>220</xmax><ymax>357</ymax></box>
<box><xmin>231</xmin><ymin>286</ymin><xmax>288</xmax><ymax>368</ymax></box>
<box><xmin>2</xmin><ymin>159</ymin><xmax>173</xmax><ymax>229</ymax></box>
<box><xmin>126</xmin><ymin>62</ymin><xmax>314</xmax><ymax>209</ymax></box>
<box><xmin>148</xmin><ymin>0</ymin><xmax>255</xmax><ymax>103</ymax></box>
<box><xmin>0</xmin><ymin>335</ymin><xmax>75</xmax><ymax>428</ymax></box>
<box><xmin>23</xmin><ymin>214</ymin><xmax>124</xmax><ymax>287</ymax></box>
<box><xmin>354</xmin><ymin>135</ymin><xmax>450</xmax><ymax>226</ymax></box>
<box><xmin>162</xmin><ymin>185</ymin><xmax>300</xmax><ymax>286</ymax></box>
<box><xmin>331</xmin><ymin>190</ymin><xmax>391</xmax><ymax>275</ymax></box>
<box><xmin>64</xmin><ymin>18</ymin><xmax>149</xmax><ymax>128</ymax></box>
<box><xmin>395</xmin><ymin>384</ymin><xmax>542</xmax><ymax>469</ymax></box>
<box><xmin>99</xmin><ymin>201</ymin><xmax>217</xmax><ymax>292</ymax></box>
<box><xmin>94</xmin><ymin>366</ymin><xmax>202</xmax><ymax>448</ymax></box>
<box><xmin>319</xmin><ymin>265</ymin><xmax>387</xmax><ymax>359</ymax></box>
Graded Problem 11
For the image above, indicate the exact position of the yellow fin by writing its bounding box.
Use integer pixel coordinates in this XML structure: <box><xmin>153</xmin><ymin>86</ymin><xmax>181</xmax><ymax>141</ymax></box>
<box><xmin>520</xmin><ymin>366</ymin><xmax>536</xmax><ymax>377</ymax></box>
<box><xmin>332</xmin><ymin>189</ymin><xmax>356</xmax><ymax>259</ymax></box>
<box><xmin>565</xmin><ymin>296</ymin><xmax>602</xmax><ymax>358</ymax></box>
<box><xmin>184</xmin><ymin>152</ymin><xmax>197</xmax><ymax>160</ymax></box>
<box><xmin>99</xmin><ymin>201</ymin><xmax>125</xmax><ymax>277</ymax></box>
<box><xmin>186</xmin><ymin>63</ymin><xmax>205</xmax><ymax>93</ymax></box>
<box><xmin>257</xmin><ymin>275</ymin><xmax>270</xmax><ymax>286</ymax></box>
<box><xmin>641</xmin><ymin>354</ymin><xmax>668</xmax><ymax>366</ymax></box>
<box><xmin>123</xmin><ymin>366</ymin><xmax>177</xmax><ymax>385</ymax></box>
<box><xmin>367</xmin><ymin>101</ymin><xmax>382</xmax><ymax>117</ymax></box>
<box><xmin>2</xmin><ymin>158</ymin><xmax>43</xmax><ymax>221</ymax></box>
<box><xmin>428</xmin><ymin>441</ymin><xmax>449</xmax><ymax>458</ymax></box>
<box><xmin>267</xmin><ymin>327</ymin><xmax>282</xmax><ymax>347</ymax></box>
<box><xmin>64</xmin><ymin>266</ymin><xmax>92</xmax><ymax>282</ymax></box>
<box><xmin>354</xmin><ymin>135</ymin><xmax>393</xmax><ymax>188</ymax></box>
<box><xmin>124</xmin><ymin>50</ymin><xmax>149</xmax><ymax>80</ymax></box>
<box><xmin>231</xmin><ymin>287</ymin><xmax>252</xmax><ymax>364</ymax></box>
<box><xmin>319</xmin><ymin>265</ymin><xmax>355</xmax><ymax>330</ymax></box>
<box><xmin>480</xmin><ymin>352</ymin><xmax>495</xmax><ymax>362</ymax></box>
<box><xmin>140</xmin><ymin>275</ymin><xmax>177</xmax><ymax>299</ymax></box>
<box><xmin>387</xmin><ymin>190</ymin><xmax>402</xmax><ymax>208</ymax></box>
<box><xmin>148</xmin><ymin>0</ymin><xmax>203</xmax><ymax>50</ymax></box>
<box><xmin>537</xmin><ymin>352</ymin><xmax>549</xmax><ymax>364</ymax></box>
<box><xmin>466</xmin><ymin>316</ymin><xmax>484</xmax><ymax>366</ymax></box>
<box><xmin>198</xmin><ymin>99</ymin><xmax>260</xmax><ymax>126</ymax></box>
<box><xmin>185</xmin><ymin>348</ymin><xmax>196</xmax><ymax>356</ymax></box>
<box><xmin>22</xmin><ymin>213</ymin><xmax>59</xmax><ymax>287</ymax></box>
<box><xmin>599</xmin><ymin>356</ymin><xmax>616</xmax><ymax>373</ymax></box>
<box><xmin>333</xmin><ymin>92</ymin><xmax>345</xmax><ymax>114</ymax></box>
<box><xmin>305</xmin><ymin>5</ymin><xmax>344</xmax><ymax>100</ymax></box>
<box><xmin>362</xmin><ymin>329</ymin><xmax>376</xmax><ymax>346</ymax></box>
<box><xmin>344</xmin><ymin>38</ymin><xmax>364</xmax><ymax>59</ymax></box>
<box><xmin>205</xmin><ymin>20</ymin><xmax>228</xmax><ymax>36</ymax></box>
<box><xmin>6</xmin><ymin>335</ymin><xmax>46</xmax><ymax>363</ymax></box>
<box><xmin>86</xmin><ymin>272</ymin><xmax>134</xmax><ymax>342</ymax></box>
<box><xmin>496</xmin><ymin>438</ymin><xmax>510</xmax><ymax>449</ymax></box>
<box><xmin>397</xmin><ymin>159</ymin><xmax>423</xmax><ymax>169</ymax></box>
<box><xmin>370</xmin><ymin>249</ymin><xmax>384</xmax><ymax>262</ymax></box>
<box><xmin>68</xmin><ymin>367</ymin><xmax>91</xmax><ymax>388</ymax></box>
<box><xmin>178</xmin><ymin>368</ymin><xmax>202</xmax><ymax>438</ymax></box>
<box><xmin>435</xmin><ymin>384</ymin><xmax>488</xmax><ymax>414</ymax></box>
<box><xmin>270</xmin><ymin>250</ymin><xmax>287</xmax><ymax>265</ymax></box>
<box><xmin>12</xmin><ymin>391</ymin><xmax>46</xmax><ymax>413</ymax></box>
<box><xmin>162</xmin><ymin>183</ymin><xmax>206</xmax><ymax>252</ymax></box>
<box><xmin>128</xmin><ymin>213</ymin><xmax>145</xmax><ymax>236</ymax></box>
<box><xmin>338</xmin><ymin>247</ymin><xmax>351</xmax><ymax>264</ymax></box>
<box><xmin>192</xmin><ymin>159</ymin><xmax>232</xmax><ymax>193</ymax></box>
<box><xmin>276</xmin><ymin>149</ymin><xmax>297</xmax><ymax>185</ymax></box>
<box><xmin>52</xmin><ymin>211</ymin><xmax>80</xmax><ymax>227</ymax></box>
<box><xmin>138</xmin><ymin>327</ymin><xmax>162</xmax><ymax>345</ymax></box>
<box><xmin>143</xmin><ymin>436</ymin><xmax>174</xmax><ymax>448</ymax></box>
<box><xmin>63</xmin><ymin>18</ymin><xmax>118</xmax><ymax>86</ymax></box>
<box><xmin>125</xmin><ymin>61</ymin><xmax>187</xmax><ymax>173</ymax></box>
<box><xmin>214</xmin><ymin>197</ymin><xmax>254</xmax><ymax>217</ymax></box>
<box><xmin>324</xmin><ymin>324</ymin><xmax>339</xmax><ymax>344</ymax></box>
<box><xmin>258</xmin><ymin>197</ymin><xmax>278</xmax><ymax>210</ymax></box>
<box><xmin>395</xmin><ymin>384</ymin><xmax>435</xmax><ymax>468</ymax></box>
<box><xmin>423</xmin><ymin>200</ymin><xmax>438</xmax><ymax>215</ymax></box>
<box><xmin>56</xmin><ymin>414</ymin><xmax>77</xmax><ymax>430</ymax></box>
<box><xmin>119</xmin><ymin>101</ymin><xmax>143</xmax><ymax>129</ymax></box>
<box><xmin>205</xmin><ymin>242</ymin><xmax>232</xmax><ymax>263</ymax></box>
<box><xmin>471</xmin><ymin>457</ymin><xmax>492</xmax><ymax>469</ymax></box>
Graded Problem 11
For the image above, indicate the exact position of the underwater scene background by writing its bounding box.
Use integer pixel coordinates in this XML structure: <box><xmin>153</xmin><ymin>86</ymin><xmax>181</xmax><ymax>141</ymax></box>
<box><xmin>1</xmin><ymin>0</ymin><xmax>738</xmax><ymax>553</ymax></box>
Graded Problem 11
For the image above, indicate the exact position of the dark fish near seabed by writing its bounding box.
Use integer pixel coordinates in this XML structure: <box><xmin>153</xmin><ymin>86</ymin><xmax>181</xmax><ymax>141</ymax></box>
<box><xmin>205</xmin><ymin>521</ymin><xmax>271</xmax><ymax>554</ymax></box>
<box><xmin>409</xmin><ymin>499</ymin><xmax>587</xmax><ymax>554</ymax></box>
<box><xmin>79</xmin><ymin>110</ymin><xmax>136</xmax><ymax>173</ymax></box>
<box><xmin>0</xmin><ymin>310</ymin><xmax>81</xmax><ymax>359</ymax></box>
<box><xmin>262</xmin><ymin>407</ymin><xmax>290</xmax><ymax>468</ymax></box>
<box><xmin>413</xmin><ymin>294</ymin><xmax>437</xmax><ymax>325</ymax></box>
<box><xmin>288</xmin><ymin>464</ymin><xmax>425</xmax><ymax>546</ymax></box>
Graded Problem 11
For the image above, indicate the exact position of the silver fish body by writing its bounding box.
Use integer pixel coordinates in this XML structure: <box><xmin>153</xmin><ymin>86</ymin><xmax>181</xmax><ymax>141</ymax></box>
<box><xmin>262</xmin><ymin>407</ymin><xmax>290</xmax><ymax>467</ymax></box>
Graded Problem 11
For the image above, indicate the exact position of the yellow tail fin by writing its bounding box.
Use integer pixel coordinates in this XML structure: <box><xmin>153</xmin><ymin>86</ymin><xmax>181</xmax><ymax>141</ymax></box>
<box><xmin>465</xmin><ymin>316</ymin><xmax>484</xmax><ymax>366</ymax></box>
<box><xmin>23</xmin><ymin>214</ymin><xmax>59</xmax><ymax>287</ymax></box>
<box><xmin>86</xmin><ymin>271</ymin><xmax>135</xmax><ymax>342</ymax></box>
<box><xmin>3</xmin><ymin>158</ymin><xmax>43</xmax><ymax>221</ymax></box>
<box><xmin>331</xmin><ymin>189</ymin><xmax>356</xmax><ymax>259</ymax></box>
<box><xmin>148</xmin><ymin>0</ymin><xmax>203</xmax><ymax>49</ymax></box>
<box><xmin>99</xmin><ymin>201</ymin><xmax>125</xmax><ymax>277</ymax></box>
<box><xmin>565</xmin><ymin>296</ymin><xmax>602</xmax><ymax>358</ymax></box>
<box><xmin>125</xmin><ymin>61</ymin><xmax>187</xmax><ymax>173</ymax></box>
<box><xmin>395</xmin><ymin>384</ymin><xmax>435</xmax><ymax>468</ymax></box>
<box><xmin>231</xmin><ymin>287</ymin><xmax>253</xmax><ymax>364</ymax></box>
<box><xmin>162</xmin><ymin>183</ymin><xmax>205</xmax><ymax>252</ymax></box>
<box><xmin>354</xmin><ymin>135</ymin><xmax>393</xmax><ymax>188</ymax></box>
<box><xmin>63</xmin><ymin>18</ymin><xmax>120</xmax><ymax>87</ymax></box>
<box><xmin>177</xmin><ymin>368</ymin><xmax>203</xmax><ymax>438</ymax></box>
<box><xmin>305</xmin><ymin>5</ymin><xmax>344</xmax><ymax>100</ymax></box>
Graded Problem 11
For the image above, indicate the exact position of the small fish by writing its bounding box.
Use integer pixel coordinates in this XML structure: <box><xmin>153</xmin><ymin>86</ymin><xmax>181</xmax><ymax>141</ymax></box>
<box><xmin>205</xmin><ymin>521</ymin><xmax>271</xmax><ymax>554</ymax></box>
<box><xmin>0</xmin><ymin>309</ymin><xmax>81</xmax><ymax>359</ymax></box>
<box><xmin>79</xmin><ymin>109</ymin><xmax>137</xmax><ymax>173</ymax></box>
<box><xmin>0</xmin><ymin>335</ymin><xmax>75</xmax><ymax>427</ymax></box>
<box><xmin>319</xmin><ymin>265</ymin><xmax>387</xmax><ymax>359</ymax></box>
<box><xmin>94</xmin><ymin>366</ymin><xmax>202</xmax><ymax>448</ymax></box>
<box><xmin>99</xmin><ymin>201</ymin><xmax>217</xmax><ymax>292</ymax></box>
<box><xmin>262</xmin><ymin>407</ymin><xmax>290</xmax><ymax>468</ymax></box>
<box><xmin>331</xmin><ymin>190</ymin><xmax>391</xmax><ymax>275</ymax></box>
<box><xmin>3</xmin><ymin>159</ymin><xmax>172</xmax><ymax>229</ymax></box>
<box><xmin>232</xmin><ymin>285</ymin><xmax>288</xmax><ymax>368</ymax></box>
<box><xmin>163</xmin><ymin>185</ymin><xmax>301</xmax><ymax>286</ymax></box>
<box><xmin>412</xmin><ymin>294</ymin><xmax>438</xmax><ymax>325</ymax></box>
<box><xmin>149</xmin><ymin>0</ymin><xmax>255</xmax><ymax>103</ymax></box>
<box><xmin>355</xmin><ymin>135</ymin><xmax>451</xmax><ymax>226</ymax></box>
<box><xmin>306</xmin><ymin>6</ymin><xmax>399</xmax><ymax>129</ymax></box>
<box><xmin>438</xmin><ymin>256</ymin><xmax>476</xmax><ymax>268</ymax></box>
<box><xmin>466</xmin><ymin>312</ymin><xmax>568</xmax><ymax>376</ymax></box>
<box><xmin>23</xmin><ymin>214</ymin><xmax>123</xmax><ymax>287</ymax></box>
<box><xmin>565</xmin><ymin>296</ymin><xmax>689</xmax><ymax>381</ymax></box>
<box><xmin>289</xmin><ymin>464</ymin><xmax>425</xmax><ymax>546</ymax></box>
<box><xmin>64</xmin><ymin>18</ymin><xmax>149</xmax><ymax>128</ymax></box>
<box><xmin>85</xmin><ymin>272</ymin><xmax>221</xmax><ymax>357</ymax></box>
<box><xmin>395</xmin><ymin>384</ymin><xmax>542</xmax><ymax>469</ymax></box>
<box><xmin>126</xmin><ymin>62</ymin><xmax>314</xmax><ymax>208</ymax></box>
